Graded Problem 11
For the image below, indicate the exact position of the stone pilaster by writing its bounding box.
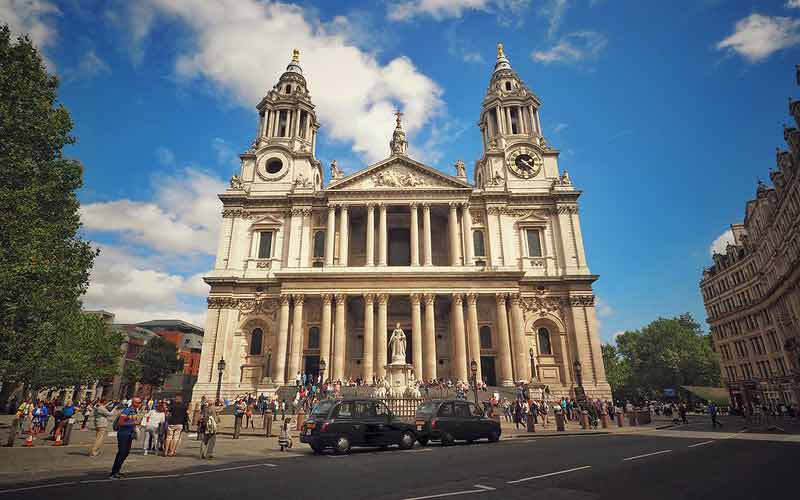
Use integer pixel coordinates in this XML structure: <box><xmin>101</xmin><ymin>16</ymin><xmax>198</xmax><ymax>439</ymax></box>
<box><xmin>448</xmin><ymin>202</ymin><xmax>461</xmax><ymax>266</ymax></box>
<box><xmin>509</xmin><ymin>294</ymin><xmax>529</xmax><ymax>382</ymax></box>
<box><xmin>495</xmin><ymin>294</ymin><xmax>514</xmax><ymax>386</ymax></box>
<box><xmin>410</xmin><ymin>203</ymin><xmax>420</xmax><ymax>266</ymax></box>
<box><xmin>339</xmin><ymin>205</ymin><xmax>349</xmax><ymax>266</ymax></box>
<box><xmin>363</xmin><ymin>293</ymin><xmax>375</xmax><ymax>382</ymax></box>
<box><xmin>273</xmin><ymin>295</ymin><xmax>291</xmax><ymax>384</ymax></box>
<box><xmin>411</xmin><ymin>293</ymin><xmax>423</xmax><ymax>378</ymax></box>
<box><xmin>366</xmin><ymin>204</ymin><xmax>375</xmax><ymax>266</ymax></box>
<box><xmin>376</xmin><ymin>293</ymin><xmax>388</xmax><ymax>378</ymax></box>
<box><xmin>422</xmin><ymin>203</ymin><xmax>432</xmax><ymax>266</ymax></box>
<box><xmin>288</xmin><ymin>294</ymin><xmax>305</xmax><ymax>380</ymax></box>
<box><xmin>320</xmin><ymin>294</ymin><xmax>333</xmax><ymax>374</ymax></box>
<box><xmin>462</xmin><ymin>203</ymin><xmax>474</xmax><ymax>266</ymax></box>
<box><xmin>451</xmin><ymin>294</ymin><xmax>468</xmax><ymax>382</ymax></box>
<box><xmin>333</xmin><ymin>294</ymin><xmax>347</xmax><ymax>380</ymax></box>
<box><xmin>325</xmin><ymin>205</ymin><xmax>336</xmax><ymax>267</ymax></box>
<box><xmin>466</xmin><ymin>293</ymin><xmax>481</xmax><ymax>383</ymax></box>
<box><xmin>379</xmin><ymin>203</ymin><xmax>388</xmax><ymax>266</ymax></box>
<box><xmin>423</xmin><ymin>294</ymin><xmax>437</xmax><ymax>380</ymax></box>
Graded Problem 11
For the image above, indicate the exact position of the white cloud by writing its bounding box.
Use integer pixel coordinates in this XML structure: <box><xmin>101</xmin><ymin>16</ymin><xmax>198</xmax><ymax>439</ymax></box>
<box><xmin>126</xmin><ymin>0</ymin><xmax>444</xmax><ymax>163</ymax></box>
<box><xmin>0</xmin><ymin>0</ymin><xmax>60</xmax><ymax>67</ymax></box>
<box><xmin>596</xmin><ymin>296</ymin><xmax>613</xmax><ymax>318</ymax></box>
<box><xmin>541</xmin><ymin>0</ymin><xmax>569</xmax><ymax>39</ymax></box>
<box><xmin>155</xmin><ymin>146</ymin><xmax>176</xmax><ymax>167</ymax></box>
<box><xmin>717</xmin><ymin>13</ymin><xmax>800</xmax><ymax>63</ymax></box>
<box><xmin>787</xmin><ymin>1</ymin><xmax>800</xmax><ymax>9</ymax></box>
<box><xmin>212</xmin><ymin>137</ymin><xmax>239</xmax><ymax>168</ymax></box>
<box><xmin>612</xmin><ymin>330</ymin><xmax>625</xmax><ymax>340</ymax></box>
<box><xmin>65</xmin><ymin>49</ymin><xmax>111</xmax><ymax>81</ymax></box>
<box><xmin>532</xmin><ymin>31</ymin><xmax>607</xmax><ymax>65</ymax></box>
<box><xmin>553</xmin><ymin>122</ymin><xmax>568</xmax><ymax>133</ymax></box>
<box><xmin>81</xmin><ymin>167</ymin><xmax>225</xmax><ymax>255</ymax></box>
<box><xmin>709</xmin><ymin>228</ymin><xmax>734</xmax><ymax>256</ymax></box>
<box><xmin>388</xmin><ymin>0</ymin><xmax>491</xmax><ymax>21</ymax></box>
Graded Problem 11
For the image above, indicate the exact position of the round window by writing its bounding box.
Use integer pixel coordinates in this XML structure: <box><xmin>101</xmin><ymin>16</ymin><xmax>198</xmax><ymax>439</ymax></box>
<box><xmin>266</xmin><ymin>158</ymin><xmax>283</xmax><ymax>174</ymax></box>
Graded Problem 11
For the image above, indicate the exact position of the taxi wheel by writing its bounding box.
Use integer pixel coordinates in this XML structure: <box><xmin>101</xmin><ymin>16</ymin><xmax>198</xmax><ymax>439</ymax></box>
<box><xmin>418</xmin><ymin>437</ymin><xmax>429</xmax><ymax>446</ymax></box>
<box><xmin>441</xmin><ymin>433</ymin><xmax>455</xmax><ymax>446</ymax></box>
<box><xmin>488</xmin><ymin>430</ymin><xmax>500</xmax><ymax>443</ymax></box>
<box><xmin>310</xmin><ymin>444</ymin><xmax>323</xmax><ymax>454</ymax></box>
<box><xmin>334</xmin><ymin>436</ymin><xmax>351</xmax><ymax>455</ymax></box>
<box><xmin>399</xmin><ymin>431</ymin><xmax>415</xmax><ymax>450</ymax></box>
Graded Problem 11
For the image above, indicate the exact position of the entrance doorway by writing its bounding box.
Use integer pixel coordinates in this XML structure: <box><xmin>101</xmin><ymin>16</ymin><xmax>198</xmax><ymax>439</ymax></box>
<box><xmin>480</xmin><ymin>356</ymin><xmax>497</xmax><ymax>386</ymax></box>
<box><xmin>388</xmin><ymin>228</ymin><xmax>410</xmax><ymax>265</ymax></box>
<box><xmin>304</xmin><ymin>355</ymin><xmax>320</xmax><ymax>379</ymax></box>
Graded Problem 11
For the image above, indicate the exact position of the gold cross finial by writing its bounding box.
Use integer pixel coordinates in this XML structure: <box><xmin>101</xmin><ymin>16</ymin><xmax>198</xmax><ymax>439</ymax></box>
<box><xmin>292</xmin><ymin>48</ymin><xmax>300</xmax><ymax>64</ymax></box>
<box><xmin>497</xmin><ymin>43</ymin><xmax>505</xmax><ymax>59</ymax></box>
<box><xmin>394</xmin><ymin>109</ymin><xmax>403</xmax><ymax>127</ymax></box>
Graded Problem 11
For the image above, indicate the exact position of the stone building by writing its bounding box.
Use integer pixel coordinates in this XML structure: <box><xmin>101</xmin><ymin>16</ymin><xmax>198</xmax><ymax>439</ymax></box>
<box><xmin>193</xmin><ymin>45</ymin><xmax>610</xmax><ymax>401</ymax></box>
<box><xmin>700</xmin><ymin>67</ymin><xmax>800</xmax><ymax>410</ymax></box>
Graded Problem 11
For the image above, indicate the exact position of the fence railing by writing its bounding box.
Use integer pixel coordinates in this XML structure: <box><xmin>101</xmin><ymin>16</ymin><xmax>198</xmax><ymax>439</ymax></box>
<box><xmin>383</xmin><ymin>397</ymin><xmax>424</xmax><ymax>421</ymax></box>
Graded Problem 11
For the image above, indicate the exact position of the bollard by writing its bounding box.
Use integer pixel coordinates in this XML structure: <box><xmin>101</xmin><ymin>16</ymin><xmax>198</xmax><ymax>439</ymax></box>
<box><xmin>601</xmin><ymin>414</ymin><xmax>609</xmax><ymax>429</ymax></box>
<box><xmin>295</xmin><ymin>409</ymin><xmax>305</xmax><ymax>431</ymax></box>
<box><xmin>556</xmin><ymin>412</ymin><xmax>566</xmax><ymax>432</ymax></box>
<box><xmin>616</xmin><ymin>413</ymin><xmax>624</xmax><ymax>427</ymax></box>
<box><xmin>264</xmin><ymin>411</ymin><xmax>273</xmax><ymax>437</ymax></box>
<box><xmin>581</xmin><ymin>410</ymin><xmax>589</xmax><ymax>429</ymax></box>
<box><xmin>526</xmin><ymin>413</ymin><xmax>536</xmax><ymax>433</ymax></box>
<box><xmin>262</xmin><ymin>411</ymin><xmax>267</xmax><ymax>429</ymax></box>
<box><xmin>63</xmin><ymin>419</ymin><xmax>75</xmax><ymax>446</ymax></box>
<box><xmin>6</xmin><ymin>418</ymin><xmax>19</xmax><ymax>447</ymax></box>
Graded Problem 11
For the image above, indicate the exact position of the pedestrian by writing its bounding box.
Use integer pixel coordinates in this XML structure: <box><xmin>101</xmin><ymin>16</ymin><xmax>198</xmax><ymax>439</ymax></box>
<box><xmin>196</xmin><ymin>396</ymin><xmax>209</xmax><ymax>441</ymax></box>
<box><xmin>110</xmin><ymin>397</ymin><xmax>141</xmax><ymax>479</ymax></box>
<box><xmin>245</xmin><ymin>401</ymin><xmax>255</xmax><ymax>429</ymax></box>
<box><xmin>89</xmin><ymin>399</ymin><xmax>113</xmax><ymax>457</ymax></box>
<box><xmin>679</xmin><ymin>402</ymin><xmax>688</xmax><ymax>425</ymax></box>
<box><xmin>201</xmin><ymin>401</ymin><xmax>221</xmax><ymax>459</ymax></box>
<box><xmin>513</xmin><ymin>400</ymin><xmax>523</xmax><ymax>430</ymax></box>
<box><xmin>233</xmin><ymin>398</ymin><xmax>246</xmax><ymax>439</ymax></box>
<box><xmin>165</xmin><ymin>395</ymin><xmax>188</xmax><ymax>457</ymax></box>
<box><xmin>33</xmin><ymin>401</ymin><xmax>48</xmax><ymax>434</ymax></box>
<box><xmin>278</xmin><ymin>417</ymin><xmax>292</xmax><ymax>451</ymax></box>
<box><xmin>709</xmin><ymin>401</ymin><xmax>722</xmax><ymax>428</ymax></box>
<box><xmin>142</xmin><ymin>402</ymin><xmax>165</xmax><ymax>456</ymax></box>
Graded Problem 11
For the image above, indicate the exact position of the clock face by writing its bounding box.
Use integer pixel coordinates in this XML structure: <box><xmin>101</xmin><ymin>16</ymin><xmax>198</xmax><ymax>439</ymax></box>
<box><xmin>508</xmin><ymin>149</ymin><xmax>542</xmax><ymax>178</ymax></box>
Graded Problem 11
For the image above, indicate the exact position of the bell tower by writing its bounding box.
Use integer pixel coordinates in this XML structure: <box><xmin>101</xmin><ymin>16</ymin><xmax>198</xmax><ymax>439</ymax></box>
<box><xmin>235</xmin><ymin>49</ymin><xmax>323</xmax><ymax>194</ymax></box>
<box><xmin>474</xmin><ymin>43</ymin><xmax>561</xmax><ymax>193</ymax></box>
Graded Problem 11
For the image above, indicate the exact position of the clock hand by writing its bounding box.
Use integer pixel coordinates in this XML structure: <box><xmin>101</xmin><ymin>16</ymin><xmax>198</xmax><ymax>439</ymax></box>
<box><xmin>520</xmin><ymin>158</ymin><xmax>533</xmax><ymax>170</ymax></box>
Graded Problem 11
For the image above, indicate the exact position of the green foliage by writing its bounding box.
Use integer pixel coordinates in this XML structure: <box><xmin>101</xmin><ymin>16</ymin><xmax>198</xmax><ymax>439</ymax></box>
<box><xmin>137</xmin><ymin>337</ymin><xmax>184</xmax><ymax>389</ymax></box>
<box><xmin>602</xmin><ymin>314</ymin><xmax>721</xmax><ymax>401</ymax></box>
<box><xmin>0</xmin><ymin>26</ymin><xmax>107</xmax><ymax>391</ymax></box>
<box><xmin>122</xmin><ymin>360</ymin><xmax>142</xmax><ymax>387</ymax></box>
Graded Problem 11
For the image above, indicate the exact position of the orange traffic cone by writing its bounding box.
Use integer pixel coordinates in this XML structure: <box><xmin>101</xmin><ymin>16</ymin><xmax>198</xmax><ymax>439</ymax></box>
<box><xmin>53</xmin><ymin>430</ymin><xmax>62</xmax><ymax>446</ymax></box>
<box><xmin>25</xmin><ymin>434</ymin><xmax>33</xmax><ymax>447</ymax></box>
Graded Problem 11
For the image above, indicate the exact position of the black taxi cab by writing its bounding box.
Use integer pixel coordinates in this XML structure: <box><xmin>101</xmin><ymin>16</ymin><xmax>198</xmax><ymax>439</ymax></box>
<box><xmin>300</xmin><ymin>398</ymin><xmax>417</xmax><ymax>454</ymax></box>
<box><xmin>414</xmin><ymin>399</ymin><xmax>501</xmax><ymax>446</ymax></box>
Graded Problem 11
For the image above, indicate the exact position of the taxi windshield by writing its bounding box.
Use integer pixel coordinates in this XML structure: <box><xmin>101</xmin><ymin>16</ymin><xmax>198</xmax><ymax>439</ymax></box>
<box><xmin>415</xmin><ymin>401</ymin><xmax>437</xmax><ymax>417</ymax></box>
<box><xmin>311</xmin><ymin>400</ymin><xmax>336</xmax><ymax>417</ymax></box>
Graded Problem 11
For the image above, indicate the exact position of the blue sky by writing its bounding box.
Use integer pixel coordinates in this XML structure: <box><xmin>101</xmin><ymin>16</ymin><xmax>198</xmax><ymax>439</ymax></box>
<box><xmin>3</xmin><ymin>0</ymin><xmax>799</xmax><ymax>338</ymax></box>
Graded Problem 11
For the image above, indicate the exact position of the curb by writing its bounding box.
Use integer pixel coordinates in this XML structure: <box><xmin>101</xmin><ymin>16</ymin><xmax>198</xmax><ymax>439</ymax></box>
<box><xmin>504</xmin><ymin>431</ymin><xmax>611</xmax><ymax>439</ymax></box>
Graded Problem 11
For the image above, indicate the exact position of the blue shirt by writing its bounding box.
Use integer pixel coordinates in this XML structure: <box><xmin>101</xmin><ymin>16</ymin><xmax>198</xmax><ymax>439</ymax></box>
<box><xmin>62</xmin><ymin>405</ymin><xmax>75</xmax><ymax>418</ymax></box>
<box><xmin>117</xmin><ymin>407</ymin><xmax>138</xmax><ymax>435</ymax></box>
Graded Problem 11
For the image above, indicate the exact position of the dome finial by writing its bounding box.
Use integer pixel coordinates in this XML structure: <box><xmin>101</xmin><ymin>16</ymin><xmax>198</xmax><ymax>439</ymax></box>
<box><xmin>497</xmin><ymin>43</ymin><xmax>505</xmax><ymax>59</ymax></box>
<box><xmin>394</xmin><ymin>108</ymin><xmax>404</xmax><ymax>128</ymax></box>
<box><xmin>292</xmin><ymin>48</ymin><xmax>300</xmax><ymax>64</ymax></box>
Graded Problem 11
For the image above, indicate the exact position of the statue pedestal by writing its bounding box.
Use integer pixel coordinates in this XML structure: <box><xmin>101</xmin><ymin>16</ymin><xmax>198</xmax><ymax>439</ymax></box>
<box><xmin>385</xmin><ymin>362</ymin><xmax>414</xmax><ymax>397</ymax></box>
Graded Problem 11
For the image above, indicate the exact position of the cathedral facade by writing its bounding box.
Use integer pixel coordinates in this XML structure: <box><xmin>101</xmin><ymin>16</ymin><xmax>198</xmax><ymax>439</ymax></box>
<box><xmin>193</xmin><ymin>46</ymin><xmax>611</xmax><ymax>401</ymax></box>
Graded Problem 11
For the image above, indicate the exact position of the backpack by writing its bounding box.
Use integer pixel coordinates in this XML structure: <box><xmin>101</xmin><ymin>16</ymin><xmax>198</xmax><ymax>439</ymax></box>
<box><xmin>112</xmin><ymin>413</ymin><xmax>121</xmax><ymax>432</ymax></box>
<box><xmin>206</xmin><ymin>416</ymin><xmax>217</xmax><ymax>435</ymax></box>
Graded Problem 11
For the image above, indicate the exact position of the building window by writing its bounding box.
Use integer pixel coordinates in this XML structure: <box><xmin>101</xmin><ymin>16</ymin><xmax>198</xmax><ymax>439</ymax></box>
<box><xmin>299</xmin><ymin>111</ymin><xmax>308</xmax><ymax>139</ymax></box>
<box><xmin>537</xmin><ymin>327</ymin><xmax>552</xmax><ymax>355</ymax></box>
<box><xmin>473</xmin><ymin>230</ymin><xmax>486</xmax><ymax>257</ymax></box>
<box><xmin>308</xmin><ymin>326</ymin><xmax>320</xmax><ymax>349</ymax></box>
<box><xmin>313</xmin><ymin>231</ymin><xmax>325</xmax><ymax>259</ymax></box>
<box><xmin>510</xmin><ymin>108</ymin><xmax>519</xmax><ymax>134</ymax></box>
<box><xmin>505</xmin><ymin>81</ymin><xmax>512</xmax><ymax>91</ymax></box>
<box><xmin>250</xmin><ymin>328</ymin><xmax>263</xmax><ymax>355</ymax></box>
<box><xmin>526</xmin><ymin>229</ymin><xmax>542</xmax><ymax>257</ymax></box>
<box><xmin>479</xmin><ymin>326</ymin><xmax>492</xmax><ymax>348</ymax></box>
<box><xmin>258</xmin><ymin>231</ymin><xmax>273</xmax><ymax>259</ymax></box>
<box><xmin>278</xmin><ymin>110</ymin><xmax>288</xmax><ymax>136</ymax></box>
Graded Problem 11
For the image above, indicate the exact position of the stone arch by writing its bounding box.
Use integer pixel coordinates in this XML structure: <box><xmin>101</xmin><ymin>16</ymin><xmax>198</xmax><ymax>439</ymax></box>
<box><xmin>525</xmin><ymin>313</ymin><xmax>566</xmax><ymax>359</ymax></box>
<box><xmin>238</xmin><ymin>314</ymin><xmax>278</xmax><ymax>360</ymax></box>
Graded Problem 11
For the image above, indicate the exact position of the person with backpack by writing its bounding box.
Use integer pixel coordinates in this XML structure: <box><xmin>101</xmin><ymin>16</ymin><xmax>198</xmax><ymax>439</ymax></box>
<box><xmin>200</xmin><ymin>401</ymin><xmax>221</xmax><ymax>459</ymax></box>
<box><xmin>110</xmin><ymin>397</ymin><xmax>141</xmax><ymax>479</ymax></box>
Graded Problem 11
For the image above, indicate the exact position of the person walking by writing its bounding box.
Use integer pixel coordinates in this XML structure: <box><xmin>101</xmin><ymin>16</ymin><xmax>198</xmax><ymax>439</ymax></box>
<box><xmin>196</xmin><ymin>396</ymin><xmax>209</xmax><ymax>441</ymax></box>
<box><xmin>165</xmin><ymin>396</ymin><xmax>188</xmax><ymax>457</ymax></box>
<box><xmin>142</xmin><ymin>403</ymin><xmax>165</xmax><ymax>456</ymax></box>
<box><xmin>709</xmin><ymin>401</ymin><xmax>722</xmax><ymax>428</ymax></box>
<box><xmin>245</xmin><ymin>401</ymin><xmax>255</xmax><ymax>429</ymax></box>
<box><xmin>200</xmin><ymin>401</ymin><xmax>221</xmax><ymax>459</ymax></box>
<box><xmin>233</xmin><ymin>398</ymin><xmax>246</xmax><ymax>439</ymax></box>
<box><xmin>678</xmin><ymin>402</ymin><xmax>688</xmax><ymax>425</ymax></box>
<box><xmin>278</xmin><ymin>417</ymin><xmax>292</xmax><ymax>451</ymax></box>
<box><xmin>89</xmin><ymin>399</ymin><xmax>113</xmax><ymax>457</ymax></box>
<box><xmin>110</xmin><ymin>397</ymin><xmax>141</xmax><ymax>479</ymax></box>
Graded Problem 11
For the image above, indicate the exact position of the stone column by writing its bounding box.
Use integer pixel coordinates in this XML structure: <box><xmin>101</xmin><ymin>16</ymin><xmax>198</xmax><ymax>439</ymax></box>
<box><xmin>495</xmin><ymin>294</ymin><xmax>514</xmax><ymax>386</ymax></box>
<box><xmin>366</xmin><ymin>204</ymin><xmax>375</xmax><ymax>266</ymax></box>
<box><xmin>363</xmin><ymin>293</ymin><xmax>374</xmax><ymax>383</ymax></box>
<box><xmin>422</xmin><ymin>203</ymin><xmax>432</xmax><ymax>266</ymax></box>
<box><xmin>320</xmin><ymin>294</ymin><xmax>333</xmax><ymax>374</ymax></box>
<box><xmin>288</xmin><ymin>294</ymin><xmax>305</xmax><ymax>381</ymax></box>
<box><xmin>410</xmin><ymin>203</ymin><xmax>420</xmax><ymax>266</ymax></box>
<box><xmin>379</xmin><ymin>203</ymin><xmax>388</xmax><ymax>266</ymax></box>
<box><xmin>333</xmin><ymin>294</ymin><xmax>347</xmax><ymax>381</ymax></box>
<box><xmin>273</xmin><ymin>295</ymin><xmax>291</xmax><ymax>384</ymax></box>
<box><xmin>559</xmin><ymin>332</ymin><xmax>572</xmax><ymax>386</ymax></box>
<box><xmin>411</xmin><ymin>294</ymin><xmax>423</xmax><ymax>378</ymax></box>
<box><xmin>325</xmin><ymin>205</ymin><xmax>336</xmax><ymax>267</ymax></box>
<box><xmin>462</xmin><ymin>203</ymin><xmax>473</xmax><ymax>266</ymax></box>
<box><xmin>376</xmin><ymin>294</ymin><xmax>388</xmax><ymax>378</ymax></box>
<box><xmin>509</xmin><ymin>294</ymin><xmax>528</xmax><ymax>382</ymax></box>
<box><xmin>451</xmin><ymin>294</ymin><xmax>468</xmax><ymax>382</ymax></box>
<box><xmin>339</xmin><ymin>205</ymin><xmax>349</xmax><ymax>266</ymax></box>
<box><xmin>423</xmin><ymin>294</ymin><xmax>437</xmax><ymax>380</ymax></box>
<box><xmin>466</xmin><ymin>293</ymin><xmax>482</xmax><ymax>383</ymax></box>
<box><xmin>448</xmin><ymin>202</ymin><xmax>461</xmax><ymax>266</ymax></box>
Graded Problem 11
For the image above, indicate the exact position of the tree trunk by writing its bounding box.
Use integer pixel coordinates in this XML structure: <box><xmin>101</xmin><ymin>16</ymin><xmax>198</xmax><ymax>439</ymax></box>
<box><xmin>0</xmin><ymin>382</ymin><xmax>18</xmax><ymax>413</ymax></box>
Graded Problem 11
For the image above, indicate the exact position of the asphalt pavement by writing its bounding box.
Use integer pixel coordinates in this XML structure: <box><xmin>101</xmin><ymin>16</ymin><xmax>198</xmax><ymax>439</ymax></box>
<box><xmin>2</xmin><ymin>429</ymin><xmax>799</xmax><ymax>500</ymax></box>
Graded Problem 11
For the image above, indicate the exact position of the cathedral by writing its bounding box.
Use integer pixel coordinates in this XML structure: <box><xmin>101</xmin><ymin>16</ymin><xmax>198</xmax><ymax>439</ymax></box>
<box><xmin>193</xmin><ymin>45</ymin><xmax>611</xmax><ymax>401</ymax></box>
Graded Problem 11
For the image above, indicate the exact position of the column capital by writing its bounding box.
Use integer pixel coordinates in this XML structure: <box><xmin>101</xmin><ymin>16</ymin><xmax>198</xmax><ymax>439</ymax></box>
<box><xmin>460</xmin><ymin>202</ymin><xmax>471</xmax><ymax>209</ymax></box>
<box><xmin>376</xmin><ymin>293</ymin><xmax>388</xmax><ymax>305</ymax></box>
<box><xmin>280</xmin><ymin>294</ymin><xmax>291</xmax><ymax>305</ymax></box>
<box><xmin>495</xmin><ymin>293</ymin><xmax>507</xmax><ymax>306</ymax></box>
<box><xmin>466</xmin><ymin>293</ymin><xmax>478</xmax><ymax>305</ymax></box>
<box><xmin>410</xmin><ymin>293</ymin><xmax>422</xmax><ymax>305</ymax></box>
<box><xmin>508</xmin><ymin>293</ymin><xmax>522</xmax><ymax>306</ymax></box>
<box><xmin>335</xmin><ymin>293</ymin><xmax>347</xmax><ymax>305</ymax></box>
<box><xmin>410</xmin><ymin>201</ymin><xmax>419</xmax><ymax>209</ymax></box>
<box><xmin>327</xmin><ymin>203</ymin><xmax>338</xmax><ymax>209</ymax></box>
<box><xmin>449</xmin><ymin>201</ymin><xmax>459</xmax><ymax>209</ymax></box>
<box><xmin>378</xmin><ymin>202</ymin><xmax>387</xmax><ymax>209</ymax></box>
<box><xmin>422</xmin><ymin>202</ymin><xmax>431</xmax><ymax>209</ymax></box>
<box><xmin>422</xmin><ymin>293</ymin><xmax>436</xmax><ymax>306</ymax></box>
<box><xmin>340</xmin><ymin>204</ymin><xmax>349</xmax><ymax>212</ymax></box>
<box><xmin>363</xmin><ymin>292</ymin><xmax>375</xmax><ymax>305</ymax></box>
<box><xmin>322</xmin><ymin>293</ymin><xmax>334</xmax><ymax>305</ymax></box>
<box><xmin>452</xmin><ymin>293</ymin><xmax>464</xmax><ymax>305</ymax></box>
<box><xmin>366</xmin><ymin>202</ymin><xmax>376</xmax><ymax>209</ymax></box>
<box><xmin>292</xmin><ymin>294</ymin><xmax>305</xmax><ymax>305</ymax></box>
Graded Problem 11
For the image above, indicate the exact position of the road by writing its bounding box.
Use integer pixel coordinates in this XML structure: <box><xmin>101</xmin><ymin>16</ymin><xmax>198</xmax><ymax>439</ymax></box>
<box><xmin>3</xmin><ymin>431</ymin><xmax>799</xmax><ymax>499</ymax></box>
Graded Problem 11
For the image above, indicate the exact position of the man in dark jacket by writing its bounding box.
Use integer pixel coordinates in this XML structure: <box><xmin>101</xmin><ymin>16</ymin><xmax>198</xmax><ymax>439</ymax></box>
<box><xmin>165</xmin><ymin>396</ymin><xmax>188</xmax><ymax>457</ymax></box>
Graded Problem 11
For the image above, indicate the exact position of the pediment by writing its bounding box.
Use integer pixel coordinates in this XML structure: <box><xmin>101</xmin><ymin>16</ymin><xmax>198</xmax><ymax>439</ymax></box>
<box><xmin>517</xmin><ymin>211</ymin><xmax>551</xmax><ymax>223</ymax></box>
<box><xmin>326</xmin><ymin>155</ymin><xmax>471</xmax><ymax>192</ymax></box>
<box><xmin>250</xmin><ymin>213</ymin><xmax>284</xmax><ymax>228</ymax></box>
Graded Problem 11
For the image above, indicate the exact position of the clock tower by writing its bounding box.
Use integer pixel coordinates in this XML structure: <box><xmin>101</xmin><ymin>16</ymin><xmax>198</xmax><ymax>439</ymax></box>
<box><xmin>475</xmin><ymin>43</ymin><xmax>563</xmax><ymax>193</ymax></box>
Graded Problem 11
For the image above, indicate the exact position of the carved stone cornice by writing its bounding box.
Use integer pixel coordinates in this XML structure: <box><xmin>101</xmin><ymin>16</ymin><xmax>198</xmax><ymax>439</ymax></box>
<box><xmin>208</xmin><ymin>297</ymin><xmax>238</xmax><ymax>309</ymax></box>
<box><xmin>289</xmin><ymin>208</ymin><xmax>312</xmax><ymax>216</ymax></box>
<box><xmin>569</xmin><ymin>295</ymin><xmax>595</xmax><ymax>307</ymax></box>
<box><xmin>222</xmin><ymin>208</ymin><xmax>254</xmax><ymax>219</ymax></box>
<box><xmin>207</xmin><ymin>296</ymin><xmax>278</xmax><ymax>315</ymax></box>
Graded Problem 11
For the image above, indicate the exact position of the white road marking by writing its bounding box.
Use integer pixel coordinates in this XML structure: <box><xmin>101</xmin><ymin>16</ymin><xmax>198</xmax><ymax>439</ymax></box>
<box><xmin>119</xmin><ymin>474</ymin><xmax>180</xmax><ymax>481</ymax></box>
<box><xmin>406</xmin><ymin>448</ymin><xmax>434</xmax><ymax>453</ymax></box>
<box><xmin>182</xmin><ymin>463</ymin><xmax>274</xmax><ymax>476</ymax></box>
<box><xmin>623</xmin><ymin>449</ymin><xmax>672</xmax><ymax>461</ymax></box>
<box><xmin>0</xmin><ymin>482</ymin><xmax>74</xmax><ymax>494</ymax></box>
<box><xmin>402</xmin><ymin>485</ymin><xmax>496</xmax><ymax>500</ymax></box>
<box><xmin>688</xmin><ymin>441</ymin><xmax>714</xmax><ymax>448</ymax></box>
<box><xmin>507</xmin><ymin>465</ymin><xmax>592</xmax><ymax>484</ymax></box>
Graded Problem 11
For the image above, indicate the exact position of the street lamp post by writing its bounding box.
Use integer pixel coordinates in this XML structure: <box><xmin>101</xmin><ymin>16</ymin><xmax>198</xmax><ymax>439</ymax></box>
<box><xmin>266</xmin><ymin>350</ymin><xmax>272</xmax><ymax>380</ymax></box>
<box><xmin>216</xmin><ymin>358</ymin><xmax>226</xmax><ymax>403</ymax></box>
<box><xmin>529</xmin><ymin>348</ymin><xmax>536</xmax><ymax>382</ymax></box>
<box><xmin>573</xmin><ymin>360</ymin><xmax>583</xmax><ymax>388</ymax></box>
<box><xmin>470</xmin><ymin>359</ymin><xmax>478</xmax><ymax>405</ymax></box>
<box><xmin>319</xmin><ymin>358</ymin><xmax>327</xmax><ymax>399</ymax></box>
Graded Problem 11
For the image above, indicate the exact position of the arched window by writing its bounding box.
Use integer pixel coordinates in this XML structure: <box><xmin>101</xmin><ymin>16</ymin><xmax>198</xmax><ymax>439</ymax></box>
<box><xmin>537</xmin><ymin>327</ymin><xmax>552</xmax><ymax>355</ymax></box>
<box><xmin>505</xmin><ymin>81</ymin><xmax>512</xmax><ymax>91</ymax></box>
<box><xmin>285</xmin><ymin>84</ymin><xmax>292</xmax><ymax>93</ymax></box>
<box><xmin>313</xmin><ymin>231</ymin><xmax>325</xmax><ymax>258</ymax></box>
<box><xmin>308</xmin><ymin>326</ymin><xmax>320</xmax><ymax>349</ymax></box>
<box><xmin>479</xmin><ymin>326</ymin><xmax>492</xmax><ymax>348</ymax></box>
<box><xmin>250</xmin><ymin>328</ymin><xmax>263</xmax><ymax>355</ymax></box>
<box><xmin>473</xmin><ymin>230</ymin><xmax>486</xmax><ymax>257</ymax></box>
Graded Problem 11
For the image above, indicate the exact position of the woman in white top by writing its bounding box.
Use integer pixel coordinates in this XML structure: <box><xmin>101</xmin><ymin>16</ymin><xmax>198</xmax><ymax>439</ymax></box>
<box><xmin>142</xmin><ymin>403</ymin><xmax>165</xmax><ymax>456</ymax></box>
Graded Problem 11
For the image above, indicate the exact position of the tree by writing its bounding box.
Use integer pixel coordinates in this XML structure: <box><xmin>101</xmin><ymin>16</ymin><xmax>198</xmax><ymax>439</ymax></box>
<box><xmin>0</xmin><ymin>26</ymin><xmax>104</xmax><ymax>401</ymax></box>
<box><xmin>602</xmin><ymin>314</ymin><xmax>720</xmax><ymax>401</ymax></box>
<box><xmin>137</xmin><ymin>337</ymin><xmax>184</xmax><ymax>390</ymax></box>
